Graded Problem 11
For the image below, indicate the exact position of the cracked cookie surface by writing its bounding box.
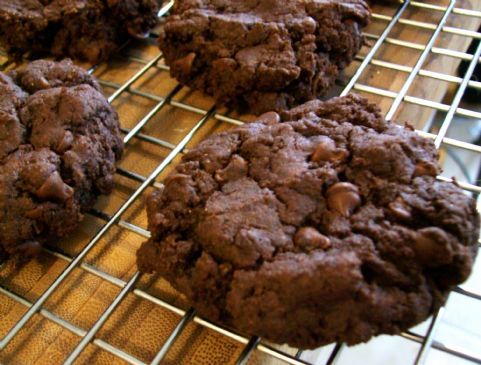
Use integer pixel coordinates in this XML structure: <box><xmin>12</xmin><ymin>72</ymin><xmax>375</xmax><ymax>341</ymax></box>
<box><xmin>0</xmin><ymin>0</ymin><xmax>163</xmax><ymax>63</ymax></box>
<box><xmin>137</xmin><ymin>94</ymin><xmax>479</xmax><ymax>348</ymax></box>
<box><xmin>0</xmin><ymin>59</ymin><xmax>123</xmax><ymax>260</ymax></box>
<box><xmin>159</xmin><ymin>0</ymin><xmax>371</xmax><ymax>114</ymax></box>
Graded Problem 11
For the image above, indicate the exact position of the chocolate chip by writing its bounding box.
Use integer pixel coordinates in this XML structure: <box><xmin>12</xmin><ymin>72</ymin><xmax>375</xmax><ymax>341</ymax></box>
<box><xmin>56</xmin><ymin>130</ymin><xmax>74</xmax><ymax>153</ymax></box>
<box><xmin>413</xmin><ymin>228</ymin><xmax>453</xmax><ymax>266</ymax></box>
<box><xmin>36</xmin><ymin>171</ymin><xmax>73</xmax><ymax>202</ymax></box>
<box><xmin>215</xmin><ymin>154</ymin><xmax>248</xmax><ymax>183</ymax></box>
<box><xmin>326</xmin><ymin>182</ymin><xmax>361</xmax><ymax>217</ymax></box>
<box><xmin>294</xmin><ymin>227</ymin><xmax>331</xmax><ymax>250</ymax></box>
<box><xmin>413</xmin><ymin>233</ymin><xmax>436</xmax><ymax>262</ymax></box>
<box><xmin>414</xmin><ymin>161</ymin><xmax>437</xmax><ymax>177</ymax></box>
<box><xmin>311</xmin><ymin>136</ymin><xmax>347</xmax><ymax>163</ymax></box>
<box><xmin>173</xmin><ymin>52</ymin><xmax>196</xmax><ymax>75</ymax></box>
<box><xmin>302</xmin><ymin>16</ymin><xmax>317</xmax><ymax>33</ymax></box>
<box><xmin>257</xmin><ymin>111</ymin><xmax>280</xmax><ymax>125</ymax></box>
<box><xmin>16</xmin><ymin>240</ymin><xmax>41</xmax><ymax>257</ymax></box>
<box><xmin>388</xmin><ymin>198</ymin><xmax>411</xmax><ymax>220</ymax></box>
<box><xmin>38</xmin><ymin>76</ymin><xmax>50</xmax><ymax>89</ymax></box>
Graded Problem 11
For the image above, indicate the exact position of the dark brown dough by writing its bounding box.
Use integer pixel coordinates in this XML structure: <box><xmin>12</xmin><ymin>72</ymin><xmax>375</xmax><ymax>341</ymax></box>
<box><xmin>0</xmin><ymin>59</ymin><xmax>123</xmax><ymax>260</ymax></box>
<box><xmin>159</xmin><ymin>0</ymin><xmax>371</xmax><ymax>114</ymax></box>
<box><xmin>0</xmin><ymin>0</ymin><xmax>163</xmax><ymax>63</ymax></box>
<box><xmin>138</xmin><ymin>94</ymin><xmax>479</xmax><ymax>348</ymax></box>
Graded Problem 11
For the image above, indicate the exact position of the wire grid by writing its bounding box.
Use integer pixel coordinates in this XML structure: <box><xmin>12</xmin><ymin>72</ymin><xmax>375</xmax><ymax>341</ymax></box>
<box><xmin>0</xmin><ymin>0</ymin><xmax>480</xmax><ymax>364</ymax></box>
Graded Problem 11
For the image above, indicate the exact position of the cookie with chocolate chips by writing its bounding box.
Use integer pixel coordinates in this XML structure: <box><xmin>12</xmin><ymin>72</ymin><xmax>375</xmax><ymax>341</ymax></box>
<box><xmin>0</xmin><ymin>0</ymin><xmax>163</xmax><ymax>63</ymax></box>
<box><xmin>0</xmin><ymin>59</ymin><xmax>123</xmax><ymax>260</ymax></box>
<box><xmin>159</xmin><ymin>0</ymin><xmax>370</xmax><ymax>114</ymax></box>
<box><xmin>137</xmin><ymin>94</ymin><xmax>479</xmax><ymax>348</ymax></box>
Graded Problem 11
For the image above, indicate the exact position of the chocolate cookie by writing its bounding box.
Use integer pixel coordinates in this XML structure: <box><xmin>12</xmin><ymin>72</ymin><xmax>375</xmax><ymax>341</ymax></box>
<box><xmin>137</xmin><ymin>94</ymin><xmax>479</xmax><ymax>348</ymax></box>
<box><xmin>159</xmin><ymin>0</ymin><xmax>370</xmax><ymax>114</ymax></box>
<box><xmin>0</xmin><ymin>0</ymin><xmax>162</xmax><ymax>63</ymax></box>
<box><xmin>0</xmin><ymin>59</ymin><xmax>123</xmax><ymax>260</ymax></box>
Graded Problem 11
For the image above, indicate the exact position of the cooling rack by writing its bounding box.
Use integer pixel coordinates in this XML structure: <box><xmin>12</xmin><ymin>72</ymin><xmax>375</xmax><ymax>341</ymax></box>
<box><xmin>0</xmin><ymin>0</ymin><xmax>480</xmax><ymax>364</ymax></box>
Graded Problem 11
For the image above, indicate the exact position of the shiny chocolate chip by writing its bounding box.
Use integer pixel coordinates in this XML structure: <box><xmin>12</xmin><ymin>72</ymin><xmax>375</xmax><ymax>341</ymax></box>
<box><xmin>388</xmin><ymin>198</ymin><xmax>411</xmax><ymax>220</ymax></box>
<box><xmin>173</xmin><ymin>52</ymin><xmax>196</xmax><ymax>74</ymax></box>
<box><xmin>311</xmin><ymin>136</ymin><xmax>347</xmax><ymax>163</ymax></box>
<box><xmin>38</xmin><ymin>76</ymin><xmax>50</xmax><ymax>89</ymax></box>
<box><xmin>257</xmin><ymin>111</ymin><xmax>280</xmax><ymax>125</ymax></box>
<box><xmin>326</xmin><ymin>182</ymin><xmax>361</xmax><ymax>217</ymax></box>
<box><xmin>413</xmin><ymin>228</ymin><xmax>453</xmax><ymax>266</ymax></box>
<box><xmin>413</xmin><ymin>161</ymin><xmax>437</xmax><ymax>177</ymax></box>
<box><xmin>57</xmin><ymin>130</ymin><xmax>74</xmax><ymax>153</ymax></box>
<box><xmin>36</xmin><ymin>171</ymin><xmax>73</xmax><ymax>202</ymax></box>
<box><xmin>294</xmin><ymin>227</ymin><xmax>331</xmax><ymax>251</ymax></box>
<box><xmin>215</xmin><ymin>155</ymin><xmax>248</xmax><ymax>183</ymax></box>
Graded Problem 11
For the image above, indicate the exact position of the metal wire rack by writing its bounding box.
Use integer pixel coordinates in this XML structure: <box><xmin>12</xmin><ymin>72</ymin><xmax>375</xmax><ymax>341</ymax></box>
<box><xmin>0</xmin><ymin>0</ymin><xmax>481</xmax><ymax>364</ymax></box>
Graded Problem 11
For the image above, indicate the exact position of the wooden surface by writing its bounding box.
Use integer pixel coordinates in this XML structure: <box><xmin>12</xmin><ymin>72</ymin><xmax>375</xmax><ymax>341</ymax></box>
<box><xmin>354</xmin><ymin>0</ymin><xmax>481</xmax><ymax>130</ymax></box>
<box><xmin>1</xmin><ymin>1</ymin><xmax>481</xmax><ymax>364</ymax></box>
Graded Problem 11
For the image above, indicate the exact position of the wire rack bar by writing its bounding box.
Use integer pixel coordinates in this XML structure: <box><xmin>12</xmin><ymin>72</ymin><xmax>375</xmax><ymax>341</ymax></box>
<box><xmin>0</xmin><ymin>286</ymin><xmax>146</xmax><ymax>365</ymax></box>
<box><xmin>354</xmin><ymin>82</ymin><xmax>481</xmax><ymax>120</ymax></box>
<box><xmin>354</xmin><ymin>55</ymin><xmax>481</xmax><ymax>91</ymax></box>
<box><xmin>401</xmin><ymin>331</ymin><xmax>481</xmax><ymax>364</ymax></box>
<box><xmin>409</xmin><ymin>1</ymin><xmax>481</xmax><ymax>17</ymax></box>
<box><xmin>98</xmin><ymin>77</ymin><xmax>253</xmax><ymax>126</ymax></box>
<box><xmin>235</xmin><ymin>336</ymin><xmax>261</xmax><ymax>365</ymax></box>
<box><xmin>363</xmin><ymin>33</ymin><xmax>481</xmax><ymax>63</ymax></box>
<box><xmin>121</xmin><ymin>125</ymin><xmax>177</xmax><ymax>150</ymax></box>
<box><xmin>65</xmin><ymin>272</ymin><xmax>142</xmax><ymax>365</ymax></box>
<box><xmin>453</xmin><ymin>286</ymin><xmax>481</xmax><ymax>301</ymax></box>
<box><xmin>107</xmin><ymin>54</ymin><xmax>163</xmax><ymax>103</ymax></box>
<box><xmin>325</xmin><ymin>344</ymin><xmax>344</xmax><ymax>365</ymax></box>
<box><xmin>295</xmin><ymin>350</ymin><xmax>304</xmax><ymax>359</ymax></box>
<box><xmin>372</xmin><ymin>12</ymin><xmax>481</xmax><ymax>39</ymax></box>
<box><xmin>434</xmin><ymin>33</ymin><xmax>481</xmax><ymax>148</ymax></box>
<box><xmin>385</xmin><ymin>0</ymin><xmax>456</xmax><ymax>120</ymax></box>
<box><xmin>341</xmin><ymin>0</ymin><xmax>411</xmax><ymax>96</ymax></box>
<box><xmin>122</xmin><ymin>83</ymin><xmax>183</xmax><ymax>144</ymax></box>
<box><xmin>149</xmin><ymin>308</ymin><xmax>196</xmax><ymax>365</ymax></box>
<box><xmin>414</xmin><ymin>309</ymin><xmax>445</xmax><ymax>365</ymax></box>
<box><xmin>157</xmin><ymin>0</ymin><xmax>174</xmax><ymax>17</ymax></box>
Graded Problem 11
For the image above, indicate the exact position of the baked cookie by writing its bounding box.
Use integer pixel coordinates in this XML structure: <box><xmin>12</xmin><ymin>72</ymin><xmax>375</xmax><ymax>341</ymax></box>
<box><xmin>137</xmin><ymin>94</ymin><xmax>479</xmax><ymax>348</ymax></box>
<box><xmin>0</xmin><ymin>0</ymin><xmax>163</xmax><ymax>63</ymax></box>
<box><xmin>0</xmin><ymin>59</ymin><xmax>123</xmax><ymax>260</ymax></box>
<box><xmin>159</xmin><ymin>0</ymin><xmax>370</xmax><ymax>114</ymax></box>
